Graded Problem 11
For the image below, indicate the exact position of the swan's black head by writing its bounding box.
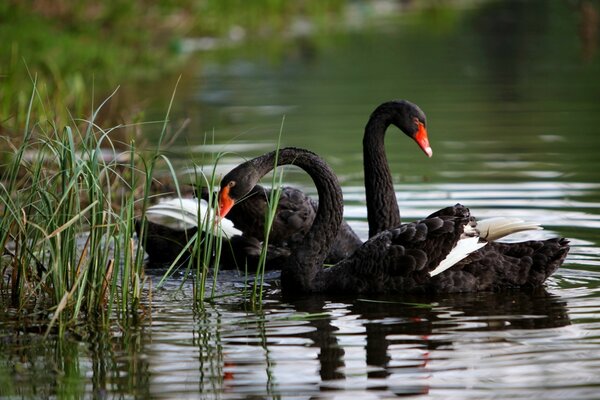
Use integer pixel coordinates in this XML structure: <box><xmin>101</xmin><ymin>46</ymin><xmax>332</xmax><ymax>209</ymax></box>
<box><xmin>373</xmin><ymin>100</ymin><xmax>432</xmax><ymax>157</ymax></box>
<box><xmin>218</xmin><ymin>159</ymin><xmax>262</xmax><ymax>218</ymax></box>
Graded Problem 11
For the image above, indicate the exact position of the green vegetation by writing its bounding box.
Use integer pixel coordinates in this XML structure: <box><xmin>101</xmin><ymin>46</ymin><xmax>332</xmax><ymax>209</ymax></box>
<box><xmin>0</xmin><ymin>76</ymin><xmax>274</xmax><ymax>331</ymax></box>
<box><xmin>152</xmin><ymin>152</ymin><xmax>231</xmax><ymax>303</ymax></box>
<box><xmin>0</xmin><ymin>0</ymin><xmax>345</xmax><ymax>133</ymax></box>
<box><xmin>252</xmin><ymin>119</ymin><xmax>285</xmax><ymax>304</ymax></box>
<box><xmin>151</xmin><ymin>134</ymin><xmax>287</xmax><ymax>308</ymax></box>
<box><xmin>0</xmin><ymin>81</ymin><xmax>289</xmax><ymax>332</ymax></box>
<box><xmin>0</xmin><ymin>0</ymin><xmax>348</xmax><ymax>328</ymax></box>
<box><xmin>0</xmin><ymin>79</ymin><xmax>179</xmax><ymax>331</ymax></box>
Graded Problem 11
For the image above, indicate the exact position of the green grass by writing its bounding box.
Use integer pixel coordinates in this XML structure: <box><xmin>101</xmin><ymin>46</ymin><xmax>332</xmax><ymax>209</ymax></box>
<box><xmin>251</xmin><ymin>118</ymin><xmax>286</xmax><ymax>306</ymax></box>
<box><xmin>0</xmin><ymin>65</ymin><xmax>292</xmax><ymax>330</ymax></box>
<box><xmin>0</xmin><ymin>0</ymin><xmax>346</xmax><ymax>135</ymax></box>
<box><xmin>0</xmin><ymin>78</ymin><xmax>184</xmax><ymax>332</ymax></box>
<box><xmin>146</xmin><ymin>126</ymin><xmax>289</xmax><ymax>308</ymax></box>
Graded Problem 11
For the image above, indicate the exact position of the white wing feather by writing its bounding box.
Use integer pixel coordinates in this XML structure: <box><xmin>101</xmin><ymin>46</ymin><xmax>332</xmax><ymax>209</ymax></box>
<box><xmin>429</xmin><ymin>236</ymin><xmax>487</xmax><ymax>277</ymax></box>
<box><xmin>429</xmin><ymin>217</ymin><xmax>542</xmax><ymax>277</ymax></box>
<box><xmin>145</xmin><ymin>198</ymin><xmax>242</xmax><ymax>238</ymax></box>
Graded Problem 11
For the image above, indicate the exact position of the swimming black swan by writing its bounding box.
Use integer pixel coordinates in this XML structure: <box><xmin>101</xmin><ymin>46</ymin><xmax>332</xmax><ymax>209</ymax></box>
<box><xmin>218</xmin><ymin>147</ymin><xmax>570</xmax><ymax>294</ymax></box>
<box><xmin>137</xmin><ymin>184</ymin><xmax>361</xmax><ymax>268</ymax></box>
<box><xmin>200</xmin><ymin>184</ymin><xmax>361</xmax><ymax>263</ymax></box>
<box><xmin>362</xmin><ymin>100</ymin><xmax>558</xmax><ymax>241</ymax></box>
<box><xmin>362</xmin><ymin>100</ymin><xmax>431</xmax><ymax>237</ymax></box>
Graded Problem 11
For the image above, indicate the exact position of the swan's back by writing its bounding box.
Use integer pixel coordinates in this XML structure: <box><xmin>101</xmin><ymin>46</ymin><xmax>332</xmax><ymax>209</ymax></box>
<box><xmin>315</xmin><ymin>204</ymin><xmax>569</xmax><ymax>294</ymax></box>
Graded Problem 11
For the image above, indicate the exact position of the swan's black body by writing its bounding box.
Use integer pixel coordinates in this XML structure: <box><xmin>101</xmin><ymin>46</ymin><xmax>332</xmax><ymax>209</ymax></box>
<box><xmin>218</xmin><ymin>147</ymin><xmax>569</xmax><ymax>294</ymax></box>
<box><xmin>135</xmin><ymin>220</ymin><xmax>198</xmax><ymax>265</ymax></box>
<box><xmin>137</xmin><ymin>182</ymin><xmax>360</xmax><ymax>268</ymax></box>
<box><xmin>213</xmin><ymin>184</ymin><xmax>361</xmax><ymax>264</ymax></box>
<box><xmin>135</xmin><ymin>219</ymin><xmax>292</xmax><ymax>269</ymax></box>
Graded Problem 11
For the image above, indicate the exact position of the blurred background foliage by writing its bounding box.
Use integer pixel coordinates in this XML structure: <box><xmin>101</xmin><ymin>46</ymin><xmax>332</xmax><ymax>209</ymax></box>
<box><xmin>0</xmin><ymin>0</ymin><xmax>346</xmax><ymax>133</ymax></box>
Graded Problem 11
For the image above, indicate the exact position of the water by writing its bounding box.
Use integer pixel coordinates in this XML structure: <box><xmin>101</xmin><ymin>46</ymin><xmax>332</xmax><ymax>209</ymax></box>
<box><xmin>3</xmin><ymin>1</ymin><xmax>600</xmax><ymax>398</ymax></box>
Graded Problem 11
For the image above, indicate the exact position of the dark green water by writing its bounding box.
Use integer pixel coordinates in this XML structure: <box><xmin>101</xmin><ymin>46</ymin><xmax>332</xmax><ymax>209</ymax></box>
<box><xmin>3</xmin><ymin>1</ymin><xmax>600</xmax><ymax>398</ymax></box>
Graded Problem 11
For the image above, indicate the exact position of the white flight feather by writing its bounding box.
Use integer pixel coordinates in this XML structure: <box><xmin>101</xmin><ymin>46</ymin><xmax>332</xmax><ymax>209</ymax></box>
<box><xmin>429</xmin><ymin>236</ymin><xmax>487</xmax><ymax>277</ymax></box>
<box><xmin>476</xmin><ymin>217</ymin><xmax>542</xmax><ymax>241</ymax></box>
<box><xmin>429</xmin><ymin>217</ymin><xmax>542</xmax><ymax>277</ymax></box>
<box><xmin>145</xmin><ymin>198</ymin><xmax>242</xmax><ymax>238</ymax></box>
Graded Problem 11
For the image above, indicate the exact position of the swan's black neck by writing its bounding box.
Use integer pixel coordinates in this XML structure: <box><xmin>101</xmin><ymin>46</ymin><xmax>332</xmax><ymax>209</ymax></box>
<box><xmin>244</xmin><ymin>147</ymin><xmax>344</xmax><ymax>292</ymax></box>
<box><xmin>363</xmin><ymin>106</ymin><xmax>401</xmax><ymax>237</ymax></box>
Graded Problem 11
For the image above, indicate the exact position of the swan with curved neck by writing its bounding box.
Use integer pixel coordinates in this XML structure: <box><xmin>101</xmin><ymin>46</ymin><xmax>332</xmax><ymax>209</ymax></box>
<box><xmin>218</xmin><ymin>148</ymin><xmax>342</xmax><ymax>291</ymax></box>
<box><xmin>218</xmin><ymin>147</ymin><xmax>570</xmax><ymax>294</ymax></box>
<box><xmin>363</xmin><ymin>100</ymin><xmax>432</xmax><ymax>237</ymax></box>
<box><xmin>362</xmin><ymin>100</ymin><xmax>545</xmax><ymax>244</ymax></box>
<box><xmin>139</xmin><ymin>100</ymin><xmax>429</xmax><ymax>267</ymax></box>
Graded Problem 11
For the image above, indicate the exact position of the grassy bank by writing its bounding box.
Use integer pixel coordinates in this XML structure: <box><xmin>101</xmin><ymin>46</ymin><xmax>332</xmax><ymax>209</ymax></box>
<box><xmin>1</xmin><ymin>0</ymin><xmax>346</xmax><ymax>330</ymax></box>
<box><xmin>0</xmin><ymin>81</ymin><xmax>178</xmax><ymax>332</ymax></box>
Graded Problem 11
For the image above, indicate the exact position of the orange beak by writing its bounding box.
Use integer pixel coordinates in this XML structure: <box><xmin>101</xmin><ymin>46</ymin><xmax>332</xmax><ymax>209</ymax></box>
<box><xmin>414</xmin><ymin>122</ymin><xmax>433</xmax><ymax>158</ymax></box>
<box><xmin>218</xmin><ymin>186</ymin><xmax>235</xmax><ymax>218</ymax></box>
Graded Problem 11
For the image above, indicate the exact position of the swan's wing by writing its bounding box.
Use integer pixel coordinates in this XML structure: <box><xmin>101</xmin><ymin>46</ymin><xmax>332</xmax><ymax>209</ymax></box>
<box><xmin>212</xmin><ymin>216</ymin><xmax>243</xmax><ymax>238</ymax></box>
<box><xmin>146</xmin><ymin>198</ymin><xmax>242</xmax><ymax>237</ymax></box>
<box><xmin>273</xmin><ymin>187</ymin><xmax>317</xmax><ymax>239</ymax></box>
<box><xmin>324</xmin><ymin>211</ymin><xmax>473</xmax><ymax>293</ymax></box>
<box><xmin>146</xmin><ymin>198</ymin><xmax>200</xmax><ymax>228</ymax></box>
<box><xmin>224</xmin><ymin>185</ymin><xmax>318</xmax><ymax>243</ymax></box>
<box><xmin>387</xmin><ymin>204</ymin><xmax>477</xmax><ymax>276</ymax></box>
<box><xmin>476</xmin><ymin>217</ymin><xmax>542</xmax><ymax>241</ymax></box>
<box><xmin>429</xmin><ymin>236</ymin><xmax>487</xmax><ymax>277</ymax></box>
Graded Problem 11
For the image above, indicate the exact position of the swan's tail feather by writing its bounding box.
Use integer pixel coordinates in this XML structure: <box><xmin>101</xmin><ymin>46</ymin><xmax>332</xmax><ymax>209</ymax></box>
<box><xmin>476</xmin><ymin>217</ymin><xmax>542</xmax><ymax>241</ymax></box>
<box><xmin>526</xmin><ymin>237</ymin><xmax>570</xmax><ymax>285</ymax></box>
<box><xmin>429</xmin><ymin>236</ymin><xmax>487</xmax><ymax>277</ymax></box>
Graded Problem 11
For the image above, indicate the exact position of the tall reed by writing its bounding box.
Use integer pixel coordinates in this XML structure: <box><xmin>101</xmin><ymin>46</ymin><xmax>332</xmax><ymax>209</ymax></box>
<box><xmin>0</xmin><ymin>79</ymin><xmax>180</xmax><ymax>331</ymax></box>
<box><xmin>151</xmin><ymin>157</ymin><xmax>225</xmax><ymax>300</ymax></box>
<box><xmin>193</xmin><ymin>160</ymin><xmax>226</xmax><ymax>301</ymax></box>
<box><xmin>251</xmin><ymin>118</ymin><xmax>286</xmax><ymax>305</ymax></box>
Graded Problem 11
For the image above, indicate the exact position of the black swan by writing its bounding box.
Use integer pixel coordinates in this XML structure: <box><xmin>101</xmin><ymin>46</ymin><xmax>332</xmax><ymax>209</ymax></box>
<box><xmin>137</xmin><ymin>184</ymin><xmax>361</xmax><ymax>268</ymax></box>
<box><xmin>362</xmin><ymin>100</ymin><xmax>555</xmax><ymax>241</ymax></box>
<box><xmin>200</xmin><ymin>184</ymin><xmax>361</xmax><ymax>263</ymax></box>
<box><xmin>362</xmin><ymin>100</ymin><xmax>432</xmax><ymax>237</ymax></box>
<box><xmin>137</xmin><ymin>99</ymin><xmax>431</xmax><ymax>267</ymax></box>
<box><xmin>218</xmin><ymin>147</ymin><xmax>570</xmax><ymax>294</ymax></box>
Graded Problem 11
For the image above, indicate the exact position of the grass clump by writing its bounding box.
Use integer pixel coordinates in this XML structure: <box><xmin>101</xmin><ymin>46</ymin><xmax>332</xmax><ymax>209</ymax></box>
<box><xmin>0</xmin><ymin>76</ymin><xmax>294</xmax><ymax>330</ymax></box>
<box><xmin>0</xmin><ymin>79</ymin><xmax>183</xmax><ymax>332</ymax></box>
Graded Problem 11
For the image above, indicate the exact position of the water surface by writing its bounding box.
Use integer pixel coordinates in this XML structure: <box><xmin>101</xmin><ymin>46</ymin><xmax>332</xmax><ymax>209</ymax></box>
<box><xmin>2</xmin><ymin>1</ymin><xmax>600</xmax><ymax>398</ymax></box>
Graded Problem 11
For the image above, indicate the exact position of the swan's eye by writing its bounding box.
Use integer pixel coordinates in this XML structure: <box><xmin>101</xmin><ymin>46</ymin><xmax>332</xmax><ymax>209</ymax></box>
<box><xmin>413</xmin><ymin>117</ymin><xmax>421</xmax><ymax>127</ymax></box>
<box><xmin>228</xmin><ymin>181</ymin><xmax>236</xmax><ymax>188</ymax></box>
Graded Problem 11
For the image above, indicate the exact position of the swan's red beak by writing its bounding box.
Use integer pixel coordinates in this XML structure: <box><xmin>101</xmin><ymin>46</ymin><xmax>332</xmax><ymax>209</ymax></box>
<box><xmin>414</xmin><ymin>122</ymin><xmax>433</xmax><ymax>158</ymax></box>
<box><xmin>218</xmin><ymin>186</ymin><xmax>235</xmax><ymax>218</ymax></box>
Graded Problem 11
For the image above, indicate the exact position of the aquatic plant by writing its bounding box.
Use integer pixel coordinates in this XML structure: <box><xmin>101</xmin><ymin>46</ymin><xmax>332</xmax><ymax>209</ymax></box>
<box><xmin>0</xmin><ymin>78</ymin><xmax>182</xmax><ymax>332</ymax></box>
<box><xmin>251</xmin><ymin>119</ymin><xmax>286</xmax><ymax>305</ymax></box>
<box><xmin>147</xmin><ymin>125</ymin><xmax>288</xmax><ymax>307</ymax></box>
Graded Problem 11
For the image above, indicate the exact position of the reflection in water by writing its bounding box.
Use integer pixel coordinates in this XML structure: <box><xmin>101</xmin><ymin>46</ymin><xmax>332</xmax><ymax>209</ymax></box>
<box><xmin>292</xmin><ymin>297</ymin><xmax>346</xmax><ymax>382</ymax></box>
<box><xmin>1</xmin><ymin>274</ymin><xmax>599</xmax><ymax>398</ymax></box>
<box><xmin>281</xmin><ymin>289</ymin><xmax>572</xmax><ymax>397</ymax></box>
<box><xmin>0</xmin><ymin>322</ymin><xmax>152</xmax><ymax>398</ymax></box>
<box><xmin>88</xmin><ymin>327</ymin><xmax>151</xmax><ymax>398</ymax></box>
